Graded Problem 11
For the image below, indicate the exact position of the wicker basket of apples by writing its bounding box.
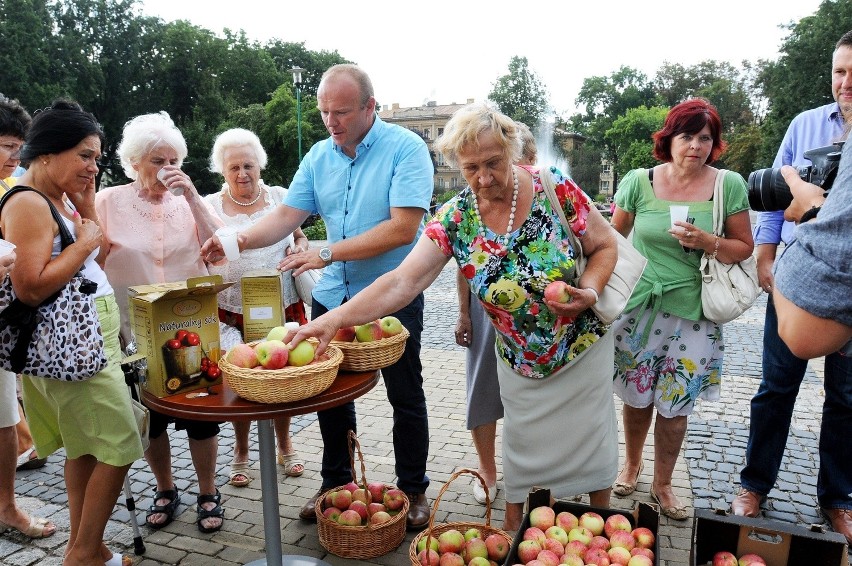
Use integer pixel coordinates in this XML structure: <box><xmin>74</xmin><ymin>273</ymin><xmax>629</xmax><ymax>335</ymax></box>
<box><xmin>316</xmin><ymin>431</ymin><xmax>409</xmax><ymax>558</ymax></box>
<box><xmin>331</xmin><ymin>316</ymin><xmax>409</xmax><ymax>372</ymax></box>
<box><xmin>219</xmin><ymin>327</ymin><xmax>343</xmax><ymax>404</ymax></box>
<box><xmin>409</xmin><ymin>469</ymin><xmax>512</xmax><ymax>566</ymax></box>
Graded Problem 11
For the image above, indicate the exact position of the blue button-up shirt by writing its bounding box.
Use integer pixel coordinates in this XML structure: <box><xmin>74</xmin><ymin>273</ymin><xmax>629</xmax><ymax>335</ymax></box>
<box><xmin>754</xmin><ymin>102</ymin><xmax>847</xmax><ymax>245</ymax></box>
<box><xmin>285</xmin><ymin>116</ymin><xmax>434</xmax><ymax>308</ymax></box>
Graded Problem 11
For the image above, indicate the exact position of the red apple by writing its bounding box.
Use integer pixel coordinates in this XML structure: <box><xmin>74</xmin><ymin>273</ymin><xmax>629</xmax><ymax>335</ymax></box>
<box><xmin>560</xmin><ymin>555</ymin><xmax>585</xmax><ymax>566</ymax></box>
<box><xmin>738</xmin><ymin>554</ymin><xmax>766</xmax><ymax>566</ymax></box>
<box><xmin>367</xmin><ymin>481</ymin><xmax>386</xmax><ymax>503</ymax></box>
<box><xmin>609</xmin><ymin>530</ymin><xmax>635</xmax><ymax>551</ymax></box>
<box><xmin>337</xmin><ymin>509</ymin><xmax>362</xmax><ymax>526</ymax></box>
<box><xmin>351</xmin><ymin>488</ymin><xmax>370</xmax><ymax>504</ymax></box>
<box><xmin>579</xmin><ymin>512</ymin><xmax>605</xmax><ymax>536</ymax></box>
<box><xmin>464</xmin><ymin>537</ymin><xmax>488</xmax><ymax>561</ymax></box>
<box><xmin>322</xmin><ymin>507</ymin><xmax>342</xmax><ymax>522</ymax></box>
<box><xmin>330</xmin><ymin>489</ymin><xmax>352</xmax><ymax>510</ymax></box>
<box><xmin>631</xmin><ymin>527</ymin><xmax>655</xmax><ymax>549</ymax></box>
<box><xmin>544</xmin><ymin>280</ymin><xmax>571</xmax><ymax>303</ymax></box>
<box><xmin>589</xmin><ymin>535</ymin><xmax>610</xmax><ymax>551</ymax></box>
<box><xmin>537</xmin><ymin>549</ymin><xmax>560</xmax><ymax>566</ymax></box>
<box><xmin>438</xmin><ymin>529</ymin><xmax>466</xmax><ymax>554</ymax></box>
<box><xmin>417</xmin><ymin>549</ymin><xmax>440</xmax><ymax>566</ymax></box>
<box><xmin>712</xmin><ymin>551</ymin><xmax>737</xmax><ymax>566</ymax></box>
<box><xmin>556</xmin><ymin>511</ymin><xmax>579</xmax><ymax>531</ymax></box>
<box><xmin>516</xmin><ymin>540</ymin><xmax>542</xmax><ymax>564</ymax></box>
<box><xmin>524</xmin><ymin>527</ymin><xmax>546</xmax><ymax>546</ymax></box>
<box><xmin>255</xmin><ymin>339</ymin><xmax>289</xmax><ymax>369</ymax></box>
<box><xmin>166</xmin><ymin>338</ymin><xmax>182</xmax><ymax>350</ymax></box>
<box><xmin>626</xmin><ymin>555</ymin><xmax>652</xmax><ymax>566</ymax></box>
<box><xmin>604</xmin><ymin>514</ymin><xmax>632</xmax><ymax>538</ymax></box>
<box><xmin>348</xmin><ymin>500</ymin><xmax>368</xmax><ymax>521</ymax></box>
<box><xmin>383</xmin><ymin>488</ymin><xmax>406</xmax><ymax>511</ymax></box>
<box><xmin>333</xmin><ymin>325</ymin><xmax>357</xmax><ymax>342</ymax></box>
<box><xmin>630</xmin><ymin>547</ymin><xmax>654</xmax><ymax>560</ymax></box>
<box><xmin>608</xmin><ymin>546</ymin><xmax>632</xmax><ymax>566</ymax></box>
<box><xmin>529</xmin><ymin>506</ymin><xmax>556</xmax><ymax>530</ymax></box>
<box><xmin>584</xmin><ymin>546</ymin><xmax>611</xmax><ymax>566</ymax></box>
<box><xmin>485</xmin><ymin>533</ymin><xmax>509</xmax><ymax>562</ymax></box>
<box><xmin>367</xmin><ymin>502</ymin><xmax>386</xmax><ymax>516</ymax></box>
<box><xmin>544</xmin><ymin>525</ymin><xmax>568</xmax><ymax>546</ymax></box>
<box><xmin>355</xmin><ymin>320</ymin><xmax>383</xmax><ymax>342</ymax></box>
<box><xmin>175</xmin><ymin>330</ymin><xmax>189</xmax><ymax>342</ymax></box>
<box><xmin>563</xmin><ymin>540</ymin><xmax>589</xmax><ymax>559</ymax></box>
<box><xmin>369</xmin><ymin>510</ymin><xmax>392</xmax><ymax>525</ymax></box>
<box><xmin>183</xmin><ymin>331</ymin><xmax>200</xmax><ymax>346</ymax></box>
<box><xmin>542</xmin><ymin>537</ymin><xmax>564</xmax><ymax>556</ymax></box>
<box><xmin>323</xmin><ymin>491</ymin><xmax>335</xmax><ymax>509</ymax></box>
<box><xmin>567</xmin><ymin>526</ymin><xmax>593</xmax><ymax>546</ymax></box>
<box><xmin>439</xmin><ymin>552</ymin><xmax>465</xmax><ymax>566</ymax></box>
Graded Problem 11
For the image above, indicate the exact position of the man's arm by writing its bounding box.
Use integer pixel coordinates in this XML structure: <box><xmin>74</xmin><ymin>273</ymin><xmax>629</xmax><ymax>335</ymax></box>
<box><xmin>774</xmin><ymin>288</ymin><xmax>852</xmax><ymax>359</ymax></box>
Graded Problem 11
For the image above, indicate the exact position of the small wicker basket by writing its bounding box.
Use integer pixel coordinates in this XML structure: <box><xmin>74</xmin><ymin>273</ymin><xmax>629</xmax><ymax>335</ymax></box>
<box><xmin>220</xmin><ymin>340</ymin><xmax>342</xmax><ymax>404</ymax></box>
<box><xmin>409</xmin><ymin>469</ymin><xmax>512</xmax><ymax>566</ymax></box>
<box><xmin>332</xmin><ymin>327</ymin><xmax>409</xmax><ymax>372</ymax></box>
<box><xmin>316</xmin><ymin>431</ymin><xmax>409</xmax><ymax>559</ymax></box>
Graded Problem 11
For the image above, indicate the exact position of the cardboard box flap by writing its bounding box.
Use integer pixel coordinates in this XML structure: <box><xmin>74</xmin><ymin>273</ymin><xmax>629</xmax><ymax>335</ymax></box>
<box><xmin>129</xmin><ymin>275</ymin><xmax>233</xmax><ymax>302</ymax></box>
<box><xmin>692</xmin><ymin>509</ymin><xmax>848</xmax><ymax>566</ymax></box>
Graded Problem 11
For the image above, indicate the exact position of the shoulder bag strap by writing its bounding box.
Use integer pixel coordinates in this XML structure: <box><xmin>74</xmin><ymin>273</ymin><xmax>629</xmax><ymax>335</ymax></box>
<box><xmin>0</xmin><ymin>186</ymin><xmax>75</xmax><ymax>249</ymax></box>
<box><xmin>712</xmin><ymin>170</ymin><xmax>727</xmax><ymax>237</ymax></box>
<box><xmin>540</xmin><ymin>166</ymin><xmax>585</xmax><ymax>265</ymax></box>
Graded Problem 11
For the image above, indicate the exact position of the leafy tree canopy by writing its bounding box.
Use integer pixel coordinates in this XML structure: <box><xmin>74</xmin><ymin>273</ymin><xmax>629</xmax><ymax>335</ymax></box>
<box><xmin>488</xmin><ymin>56</ymin><xmax>549</xmax><ymax>128</ymax></box>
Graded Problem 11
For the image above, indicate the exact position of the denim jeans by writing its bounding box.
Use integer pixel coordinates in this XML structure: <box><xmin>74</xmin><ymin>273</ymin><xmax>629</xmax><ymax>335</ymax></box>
<box><xmin>312</xmin><ymin>294</ymin><xmax>430</xmax><ymax>495</ymax></box>
<box><xmin>741</xmin><ymin>295</ymin><xmax>852</xmax><ymax>509</ymax></box>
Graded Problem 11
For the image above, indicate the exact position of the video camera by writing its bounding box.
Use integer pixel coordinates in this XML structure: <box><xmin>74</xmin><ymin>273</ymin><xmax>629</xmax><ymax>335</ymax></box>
<box><xmin>747</xmin><ymin>142</ymin><xmax>843</xmax><ymax>211</ymax></box>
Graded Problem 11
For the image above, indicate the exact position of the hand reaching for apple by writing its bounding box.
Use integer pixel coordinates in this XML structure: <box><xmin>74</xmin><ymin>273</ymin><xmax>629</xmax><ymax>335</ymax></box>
<box><xmin>284</xmin><ymin>313</ymin><xmax>341</xmax><ymax>357</ymax></box>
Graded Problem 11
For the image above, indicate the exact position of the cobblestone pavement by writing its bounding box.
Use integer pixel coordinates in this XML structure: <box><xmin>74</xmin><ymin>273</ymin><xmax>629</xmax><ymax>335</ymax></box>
<box><xmin>3</xmin><ymin>259</ymin><xmax>838</xmax><ymax>565</ymax></box>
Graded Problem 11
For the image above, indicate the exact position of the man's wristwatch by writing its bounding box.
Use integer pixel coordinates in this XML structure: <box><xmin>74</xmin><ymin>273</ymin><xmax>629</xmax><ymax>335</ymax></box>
<box><xmin>319</xmin><ymin>246</ymin><xmax>333</xmax><ymax>265</ymax></box>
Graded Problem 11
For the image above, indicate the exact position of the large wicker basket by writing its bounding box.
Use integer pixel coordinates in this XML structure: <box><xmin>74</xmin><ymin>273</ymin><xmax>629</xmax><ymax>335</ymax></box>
<box><xmin>409</xmin><ymin>469</ymin><xmax>512</xmax><ymax>566</ymax></box>
<box><xmin>332</xmin><ymin>327</ymin><xmax>409</xmax><ymax>372</ymax></box>
<box><xmin>316</xmin><ymin>431</ymin><xmax>409</xmax><ymax>559</ymax></box>
<box><xmin>220</xmin><ymin>340</ymin><xmax>342</xmax><ymax>404</ymax></box>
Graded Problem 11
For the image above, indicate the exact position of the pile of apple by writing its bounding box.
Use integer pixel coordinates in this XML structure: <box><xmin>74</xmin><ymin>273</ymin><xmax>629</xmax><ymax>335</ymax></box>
<box><xmin>415</xmin><ymin>526</ymin><xmax>510</xmax><ymax>566</ymax></box>
<box><xmin>710</xmin><ymin>551</ymin><xmax>766</xmax><ymax>566</ymax></box>
<box><xmin>320</xmin><ymin>481</ymin><xmax>406</xmax><ymax>527</ymax></box>
<box><xmin>332</xmin><ymin>315</ymin><xmax>404</xmax><ymax>342</ymax></box>
<box><xmin>226</xmin><ymin>325</ymin><xmax>318</xmax><ymax>370</ymax></box>
<box><xmin>511</xmin><ymin>506</ymin><xmax>655</xmax><ymax>566</ymax></box>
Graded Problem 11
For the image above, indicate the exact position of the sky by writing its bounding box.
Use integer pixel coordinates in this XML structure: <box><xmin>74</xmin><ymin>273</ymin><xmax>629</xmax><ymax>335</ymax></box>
<box><xmin>137</xmin><ymin>0</ymin><xmax>825</xmax><ymax>116</ymax></box>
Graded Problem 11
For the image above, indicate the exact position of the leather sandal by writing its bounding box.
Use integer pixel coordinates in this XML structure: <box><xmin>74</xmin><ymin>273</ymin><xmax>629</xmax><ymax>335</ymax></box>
<box><xmin>145</xmin><ymin>487</ymin><xmax>180</xmax><ymax>529</ymax></box>
<box><xmin>613</xmin><ymin>461</ymin><xmax>643</xmax><ymax>497</ymax></box>
<box><xmin>650</xmin><ymin>487</ymin><xmax>688</xmax><ymax>521</ymax></box>
<box><xmin>196</xmin><ymin>490</ymin><xmax>224</xmax><ymax>533</ymax></box>
<box><xmin>277</xmin><ymin>452</ymin><xmax>304</xmax><ymax>477</ymax></box>
<box><xmin>0</xmin><ymin>515</ymin><xmax>56</xmax><ymax>538</ymax></box>
<box><xmin>228</xmin><ymin>461</ymin><xmax>252</xmax><ymax>487</ymax></box>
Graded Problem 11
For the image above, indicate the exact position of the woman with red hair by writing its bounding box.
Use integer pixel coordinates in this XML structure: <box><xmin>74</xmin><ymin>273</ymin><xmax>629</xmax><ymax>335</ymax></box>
<box><xmin>609</xmin><ymin>98</ymin><xmax>754</xmax><ymax>519</ymax></box>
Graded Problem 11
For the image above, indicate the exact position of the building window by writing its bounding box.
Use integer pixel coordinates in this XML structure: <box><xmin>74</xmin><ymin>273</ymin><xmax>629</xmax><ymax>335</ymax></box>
<box><xmin>436</xmin><ymin>153</ymin><xmax>445</xmax><ymax>166</ymax></box>
<box><xmin>600</xmin><ymin>180</ymin><xmax>610</xmax><ymax>191</ymax></box>
<box><xmin>422</xmin><ymin>127</ymin><xmax>430</xmax><ymax>139</ymax></box>
<box><xmin>602</xmin><ymin>163</ymin><xmax>611</xmax><ymax>173</ymax></box>
<box><xmin>437</xmin><ymin>127</ymin><xmax>444</xmax><ymax>136</ymax></box>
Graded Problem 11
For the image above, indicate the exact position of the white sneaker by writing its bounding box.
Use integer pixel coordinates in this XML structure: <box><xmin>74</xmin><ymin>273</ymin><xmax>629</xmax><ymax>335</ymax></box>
<box><xmin>472</xmin><ymin>481</ymin><xmax>499</xmax><ymax>505</ymax></box>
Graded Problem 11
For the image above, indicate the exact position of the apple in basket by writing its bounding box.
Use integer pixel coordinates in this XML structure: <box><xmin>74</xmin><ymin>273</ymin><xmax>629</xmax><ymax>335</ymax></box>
<box><xmin>330</xmin><ymin>489</ymin><xmax>352</xmax><ymax>510</ymax></box>
<box><xmin>349</xmin><ymin>500</ymin><xmax>368</xmax><ymax>521</ymax></box>
<box><xmin>322</xmin><ymin>507</ymin><xmax>342</xmax><ymax>522</ymax></box>
<box><xmin>464</xmin><ymin>537</ymin><xmax>488</xmax><ymax>561</ymax></box>
<box><xmin>437</xmin><ymin>529</ymin><xmax>466</xmax><ymax>554</ymax></box>
<box><xmin>266</xmin><ymin>326</ymin><xmax>289</xmax><ymax>342</ymax></box>
<box><xmin>609</xmin><ymin>546</ymin><xmax>632</xmax><ymax>566</ymax></box>
<box><xmin>578</xmin><ymin>511</ymin><xmax>605</xmax><ymax>536</ymax></box>
<box><xmin>438</xmin><ymin>552</ymin><xmax>464</xmax><ymax>566</ymax></box>
<box><xmin>333</xmin><ymin>325</ymin><xmax>356</xmax><ymax>342</ymax></box>
<box><xmin>287</xmin><ymin>340</ymin><xmax>316</xmax><ymax>367</ymax></box>
<box><xmin>355</xmin><ymin>320</ymin><xmax>383</xmax><ymax>342</ymax></box>
<box><xmin>227</xmin><ymin>343</ymin><xmax>259</xmax><ymax>368</ymax></box>
<box><xmin>383</xmin><ymin>488</ymin><xmax>406</xmax><ymax>510</ymax></box>
<box><xmin>337</xmin><ymin>509</ymin><xmax>362</xmax><ymax>527</ymax></box>
<box><xmin>529</xmin><ymin>506</ymin><xmax>556</xmax><ymax>530</ymax></box>
<box><xmin>417</xmin><ymin>535</ymin><xmax>439</xmax><ymax>553</ymax></box>
<box><xmin>604</xmin><ymin>513</ymin><xmax>632</xmax><ymax>538</ymax></box>
<box><xmin>367</xmin><ymin>481</ymin><xmax>387</xmax><ymax>503</ymax></box>
<box><xmin>467</xmin><ymin>557</ymin><xmax>490</xmax><ymax>566</ymax></box>
<box><xmin>485</xmin><ymin>533</ymin><xmax>509</xmax><ymax>561</ymax></box>
<box><xmin>369</xmin><ymin>510</ymin><xmax>392</xmax><ymax>525</ymax></box>
<box><xmin>417</xmin><ymin>549</ymin><xmax>440</xmax><ymax>566</ymax></box>
<box><xmin>464</xmin><ymin>528</ymin><xmax>481</xmax><ymax>541</ymax></box>
<box><xmin>555</xmin><ymin>511</ymin><xmax>579</xmax><ymax>531</ymax></box>
<box><xmin>380</xmin><ymin>315</ymin><xmax>403</xmax><ymax>337</ymax></box>
<box><xmin>255</xmin><ymin>340</ymin><xmax>289</xmax><ymax>369</ymax></box>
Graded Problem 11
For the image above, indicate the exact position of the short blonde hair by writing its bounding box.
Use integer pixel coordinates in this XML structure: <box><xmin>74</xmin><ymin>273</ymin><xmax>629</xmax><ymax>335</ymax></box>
<box><xmin>433</xmin><ymin>102</ymin><xmax>522</xmax><ymax>168</ymax></box>
<box><xmin>209</xmin><ymin>128</ymin><xmax>268</xmax><ymax>174</ymax></box>
<box><xmin>117</xmin><ymin>112</ymin><xmax>187</xmax><ymax>180</ymax></box>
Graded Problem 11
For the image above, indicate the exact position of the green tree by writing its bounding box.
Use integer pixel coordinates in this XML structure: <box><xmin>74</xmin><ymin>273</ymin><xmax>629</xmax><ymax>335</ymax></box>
<box><xmin>605</xmin><ymin>105</ymin><xmax>668</xmax><ymax>179</ymax></box>
<box><xmin>488</xmin><ymin>56</ymin><xmax>549</xmax><ymax>127</ymax></box>
<box><xmin>758</xmin><ymin>0</ymin><xmax>852</xmax><ymax>164</ymax></box>
<box><xmin>566</xmin><ymin>144</ymin><xmax>602</xmax><ymax>198</ymax></box>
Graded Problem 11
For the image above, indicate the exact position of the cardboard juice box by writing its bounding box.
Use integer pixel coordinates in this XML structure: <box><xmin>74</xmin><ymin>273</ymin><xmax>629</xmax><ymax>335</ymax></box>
<box><xmin>506</xmin><ymin>487</ymin><xmax>660</xmax><ymax>566</ymax></box>
<box><xmin>692</xmin><ymin>508</ymin><xmax>848</xmax><ymax>566</ymax></box>
<box><xmin>240</xmin><ymin>269</ymin><xmax>284</xmax><ymax>342</ymax></box>
<box><xmin>129</xmin><ymin>275</ymin><xmax>234</xmax><ymax>397</ymax></box>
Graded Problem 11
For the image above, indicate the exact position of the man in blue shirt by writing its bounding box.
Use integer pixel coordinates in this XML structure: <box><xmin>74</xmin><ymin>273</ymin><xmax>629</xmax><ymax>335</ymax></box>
<box><xmin>204</xmin><ymin>64</ymin><xmax>434</xmax><ymax>528</ymax></box>
<box><xmin>733</xmin><ymin>30</ymin><xmax>852</xmax><ymax>543</ymax></box>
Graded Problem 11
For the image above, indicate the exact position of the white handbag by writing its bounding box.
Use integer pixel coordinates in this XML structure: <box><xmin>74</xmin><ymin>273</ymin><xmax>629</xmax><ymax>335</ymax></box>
<box><xmin>540</xmin><ymin>167</ymin><xmax>647</xmax><ymax>325</ymax></box>
<box><xmin>293</xmin><ymin>268</ymin><xmax>322</xmax><ymax>306</ymax></box>
<box><xmin>699</xmin><ymin>170</ymin><xmax>761</xmax><ymax>324</ymax></box>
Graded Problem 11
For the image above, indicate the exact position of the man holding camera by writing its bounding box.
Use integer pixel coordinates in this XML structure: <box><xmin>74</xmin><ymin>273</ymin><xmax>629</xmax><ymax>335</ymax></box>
<box><xmin>733</xmin><ymin>30</ymin><xmax>852</xmax><ymax>543</ymax></box>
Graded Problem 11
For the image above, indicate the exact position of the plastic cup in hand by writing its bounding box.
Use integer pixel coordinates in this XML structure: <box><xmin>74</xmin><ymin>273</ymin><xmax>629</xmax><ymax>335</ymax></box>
<box><xmin>157</xmin><ymin>168</ymin><xmax>184</xmax><ymax>196</ymax></box>
<box><xmin>215</xmin><ymin>227</ymin><xmax>240</xmax><ymax>261</ymax></box>
<box><xmin>670</xmin><ymin>205</ymin><xmax>689</xmax><ymax>231</ymax></box>
<box><xmin>0</xmin><ymin>238</ymin><xmax>15</xmax><ymax>257</ymax></box>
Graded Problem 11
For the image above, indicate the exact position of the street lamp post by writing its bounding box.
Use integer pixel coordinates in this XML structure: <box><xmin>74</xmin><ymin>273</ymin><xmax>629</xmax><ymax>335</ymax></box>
<box><xmin>290</xmin><ymin>67</ymin><xmax>305</xmax><ymax>161</ymax></box>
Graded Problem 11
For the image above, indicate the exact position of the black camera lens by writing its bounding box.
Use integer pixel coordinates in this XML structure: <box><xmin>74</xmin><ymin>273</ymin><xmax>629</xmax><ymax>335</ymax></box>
<box><xmin>747</xmin><ymin>168</ymin><xmax>795</xmax><ymax>212</ymax></box>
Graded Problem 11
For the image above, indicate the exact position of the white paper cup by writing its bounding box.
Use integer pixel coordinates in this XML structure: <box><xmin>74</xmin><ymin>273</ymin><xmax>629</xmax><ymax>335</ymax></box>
<box><xmin>284</xmin><ymin>322</ymin><xmax>300</xmax><ymax>332</ymax></box>
<box><xmin>0</xmin><ymin>238</ymin><xmax>15</xmax><ymax>257</ymax></box>
<box><xmin>670</xmin><ymin>205</ymin><xmax>690</xmax><ymax>230</ymax></box>
<box><xmin>157</xmin><ymin>168</ymin><xmax>184</xmax><ymax>196</ymax></box>
<box><xmin>215</xmin><ymin>227</ymin><xmax>240</xmax><ymax>261</ymax></box>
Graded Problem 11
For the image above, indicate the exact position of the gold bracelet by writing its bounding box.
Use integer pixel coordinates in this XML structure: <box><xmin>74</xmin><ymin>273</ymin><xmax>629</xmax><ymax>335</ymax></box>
<box><xmin>708</xmin><ymin>235</ymin><xmax>720</xmax><ymax>260</ymax></box>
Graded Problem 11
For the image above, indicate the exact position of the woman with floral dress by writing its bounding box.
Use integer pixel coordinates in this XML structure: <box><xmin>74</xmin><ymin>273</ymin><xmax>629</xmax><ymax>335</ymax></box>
<box><xmin>283</xmin><ymin>102</ymin><xmax>619</xmax><ymax>531</ymax></box>
<box><xmin>610</xmin><ymin>98</ymin><xmax>753</xmax><ymax>520</ymax></box>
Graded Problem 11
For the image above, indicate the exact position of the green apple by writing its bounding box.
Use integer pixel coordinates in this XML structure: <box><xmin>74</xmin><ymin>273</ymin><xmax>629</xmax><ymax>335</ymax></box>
<box><xmin>380</xmin><ymin>316</ymin><xmax>403</xmax><ymax>337</ymax></box>
<box><xmin>266</xmin><ymin>326</ymin><xmax>288</xmax><ymax>341</ymax></box>
<box><xmin>355</xmin><ymin>320</ymin><xmax>382</xmax><ymax>342</ymax></box>
<box><xmin>287</xmin><ymin>340</ymin><xmax>316</xmax><ymax>367</ymax></box>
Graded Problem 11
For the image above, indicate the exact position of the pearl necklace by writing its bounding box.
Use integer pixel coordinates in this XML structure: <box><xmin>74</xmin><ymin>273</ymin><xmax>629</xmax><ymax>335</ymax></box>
<box><xmin>472</xmin><ymin>167</ymin><xmax>519</xmax><ymax>243</ymax></box>
<box><xmin>227</xmin><ymin>185</ymin><xmax>262</xmax><ymax>207</ymax></box>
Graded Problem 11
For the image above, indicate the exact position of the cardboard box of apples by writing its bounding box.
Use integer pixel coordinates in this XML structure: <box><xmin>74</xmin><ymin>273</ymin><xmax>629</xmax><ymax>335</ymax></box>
<box><xmin>410</xmin><ymin>469</ymin><xmax>513</xmax><ymax>566</ymax></box>
<box><xmin>316</xmin><ymin>431</ymin><xmax>409</xmax><ymax>559</ymax></box>
<box><xmin>691</xmin><ymin>509</ymin><xmax>848</xmax><ymax>566</ymax></box>
<box><xmin>505</xmin><ymin>487</ymin><xmax>660</xmax><ymax>566</ymax></box>
<box><xmin>331</xmin><ymin>315</ymin><xmax>410</xmax><ymax>372</ymax></box>
<box><xmin>218</xmin><ymin>325</ymin><xmax>343</xmax><ymax>404</ymax></box>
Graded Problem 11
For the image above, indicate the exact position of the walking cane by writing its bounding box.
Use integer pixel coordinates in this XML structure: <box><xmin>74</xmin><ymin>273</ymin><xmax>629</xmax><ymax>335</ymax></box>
<box><xmin>121</xmin><ymin>347</ymin><xmax>147</xmax><ymax>556</ymax></box>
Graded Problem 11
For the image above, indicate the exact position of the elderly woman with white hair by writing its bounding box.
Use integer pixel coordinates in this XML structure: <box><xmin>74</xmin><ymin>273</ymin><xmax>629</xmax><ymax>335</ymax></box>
<box><xmin>205</xmin><ymin>128</ymin><xmax>310</xmax><ymax>486</ymax></box>
<box><xmin>95</xmin><ymin>111</ymin><xmax>227</xmax><ymax>533</ymax></box>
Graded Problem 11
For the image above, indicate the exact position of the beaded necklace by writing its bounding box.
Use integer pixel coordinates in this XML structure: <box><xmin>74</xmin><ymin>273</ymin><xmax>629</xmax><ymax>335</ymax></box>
<box><xmin>227</xmin><ymin>185</ymin><xmax>262</xmax><ymax>207</ymax></box>
<box><xmin>471</xmin><ymin>167</ymin><xmax>519</xmax><ymax>245</ymax></box>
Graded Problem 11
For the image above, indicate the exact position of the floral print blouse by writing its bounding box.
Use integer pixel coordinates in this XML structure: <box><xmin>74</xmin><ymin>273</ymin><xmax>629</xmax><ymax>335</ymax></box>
<box><xmin>424</xmin><ymin>166</ymin><xmax>609</xmax><ymax>379</ymax></box>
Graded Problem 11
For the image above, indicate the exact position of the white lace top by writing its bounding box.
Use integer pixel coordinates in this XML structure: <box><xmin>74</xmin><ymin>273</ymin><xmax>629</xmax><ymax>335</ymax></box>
<box><xmin>205</xmin><ymin>183</ymin><xmax>299</xmax><ymax>313</ymax></box>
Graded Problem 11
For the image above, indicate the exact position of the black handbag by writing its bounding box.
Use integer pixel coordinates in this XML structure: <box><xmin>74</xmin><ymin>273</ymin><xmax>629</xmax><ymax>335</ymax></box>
<box><xmin>0</xmin><ymin>186</ymin><xmax>107</xmax><ymax>381</ymax></box>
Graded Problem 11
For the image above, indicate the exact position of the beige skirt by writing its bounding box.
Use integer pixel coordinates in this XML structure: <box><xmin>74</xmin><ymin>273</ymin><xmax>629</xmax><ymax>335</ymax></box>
<box><xmin>497</xmin><ymin>331</ymin><xmax>618</xmax><ymax>503</ymax></box>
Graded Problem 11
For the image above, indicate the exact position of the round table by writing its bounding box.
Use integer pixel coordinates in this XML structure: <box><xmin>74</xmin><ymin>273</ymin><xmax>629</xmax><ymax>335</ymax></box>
<box><xmin>143</xmin><ymin>370</ymin><xmax>379</xmax><ymax>566</ymax></box>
